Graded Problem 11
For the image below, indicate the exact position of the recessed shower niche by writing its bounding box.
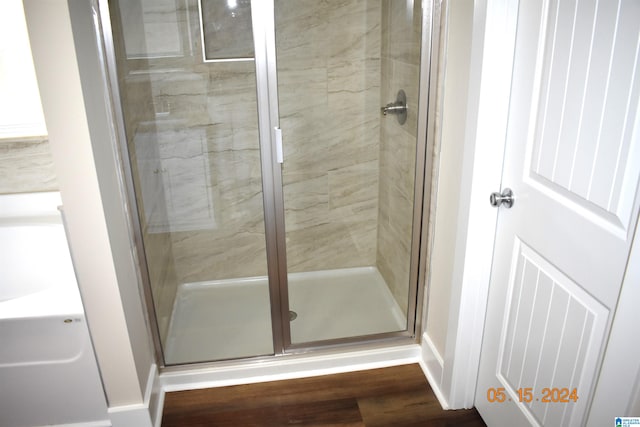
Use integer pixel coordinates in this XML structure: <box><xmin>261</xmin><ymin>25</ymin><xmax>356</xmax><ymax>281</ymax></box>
<box><xmin>102</xmin><ymin>0</ymin><xmax>434</xmax><ymax>365</ymax></box>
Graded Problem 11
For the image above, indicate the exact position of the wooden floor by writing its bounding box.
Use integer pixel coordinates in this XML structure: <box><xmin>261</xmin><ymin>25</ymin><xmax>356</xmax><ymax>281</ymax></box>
<box><xmin>161</xmin><ymin>364</ymin><xmax>486</xmax><ymax>426</ymax></box>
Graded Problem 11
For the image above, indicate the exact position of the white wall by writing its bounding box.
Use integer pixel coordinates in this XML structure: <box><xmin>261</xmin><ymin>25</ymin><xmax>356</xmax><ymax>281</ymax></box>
<box><xmin>421</xmin><ymin>0</ymin><xmax>517</xmax><ymax>409</ymax></box>
<box><xmin>421</xmin><ymin>0</ymin><xmax>480</xmax><ymax>407</ymax></box>
<box><xmin>425</xmin><ymin>0</ymin><xmax>474</xmax><ymax>360</ymax></box>
<box><xmin>0</xmin><ymin>0</ymin><xmax>46</xmax><ymax>138</ymax></box>
<box><xmin>23</xmin><ymin>0</ymin><xmax>156</xmax><ymax>422</ymax></box>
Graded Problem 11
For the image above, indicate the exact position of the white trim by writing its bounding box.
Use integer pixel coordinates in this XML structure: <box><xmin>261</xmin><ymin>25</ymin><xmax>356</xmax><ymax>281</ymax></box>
<box><xmin>421</xmin><ymin>332</ymin><xmax>444</xmax><ymax>377</ymax></box>
<box><xmin>108</xmin><ymin>364</ymin><xmax>159</xmax><ymax>427</ymax></box>
<box><xmin>36</xmin><ymin>422</ymin><xmax>110</xmax><ymax>427</ymax></box>
<box><xmin>420</xmin><ymin>333</ymin><xmax>448</xmax><ymax>409</ymax></box>
<box><xmin>160</xmin><ymin>344</ymin><xmax>421</xmax><ymax>393</ymax></box>
<box><xmin>154</xmin><ymin>392</ymin><xmax>166</xmax><ymax>427</ymax></box>
<box><xmin>143</xmin><ymin>364</ymin><xmax>157</xmax><ymax>404</ymax></box>
<box><xmin>146</xmin><ymin>364</ymin><xmax>163</xmax><ymax>427</ymax></box>
<box><xmin>438</xmin><ymin>0</ymin><xmax>518</xmax><ymax>409</ymax></box>
<box><xmin>108</xmin><ymin>404</ymin><xmax>152</xmax><ymax>427</ymax></box>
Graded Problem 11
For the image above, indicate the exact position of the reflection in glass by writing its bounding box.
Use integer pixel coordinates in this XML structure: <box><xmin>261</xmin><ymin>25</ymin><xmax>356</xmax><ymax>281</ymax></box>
<box><xmin>119</xmin><ymin>0</ymin><xmax>183</xmax><ymax>59</ymax></box>
<box><xmin>109</xmin><ymin>0</ymin><xmax>271</xmax><ymax>364</ymax></box>
<box><xmin>199</xmin><ymin>0</ymin><xmax>254</xmax><ymax>61</ymax></box>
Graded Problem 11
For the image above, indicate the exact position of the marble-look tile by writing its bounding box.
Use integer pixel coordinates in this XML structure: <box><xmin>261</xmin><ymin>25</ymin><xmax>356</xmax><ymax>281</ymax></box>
<box><xmin>214</xmin><ymin>176</ymin><xmax>266</xmax><ymax>234</ymax></box>
<box><xmin>376</xmin><ymin>218</ymin><xmax>410</xmax><ymax>315</ymax></box>
<box><xmin>328</xmin><ymin>161</ymin><xmax>379</xmax><ymax>220</ymax></box>
<box><xmin>0</xmin><ymin>138</ymin><xmax>58</xmax><ymax>194</ymax></box>
<box><xmin>380</xmin><ymin>120</ymin><xmax>417</xmax><ymax>199</ymax></box>
<box><xmin>128</xmin><ymin>57</ymin><xmax>265</xmax><ymax>281</ymax></box>
<box><xmin>283</xmin><ymin>162</ymin><xmax>379</xmax><ymax>271</ymax></box>
<box><xmin>278</xmin><ymin>67</ymin><xmax>330</xmax><ymax>174</ymax></box>
<box><xmin>286</xmin><ymin>219</ymin><xmax>377</xmax><ymax>273</ymax></box>
<box><xmin>171</xmin><ymin>227</ymin><xmax>268</xmax><ymax>283</ymax></box>
<box><xmin>274</xmin><ymin>0</ymin><xmax>330</xmax><ymax>68</ymax></box>
<box><xmin>375</xmin><ymin>0</ymin><xmax>422</xmax><ymax>312</ymax></box>
<box><xmin>114</xmin><ymin>0</ymin><xmax>433</xmax><ymax>307</ymax></box>
<box><xmin>144</xmin><ymin>229</ymin><xmax>178</xmax><ymax>344</ymax></box>
<box><xmin>275</xmin><ymin>0</ymin><xmax>382</xmax><ymax>272</ymax></box>
<box><xmin>283</xmin><ymin>171</ymin><xmax>329</xmax><ymax>232</ymax></box>
<box><xmin>382</xmin><ymin>0</ymin><xmax>422</xmax><ymax>66</ymax></box>
<box><xmin>278</xmin><ymin>67</ymin><xmax>328</xmax><ymax>114</ymax></box>
<box><xmin>327</xmin><ymin>0</ymin><xmax>381</xmax><ymax>63</ymax></box>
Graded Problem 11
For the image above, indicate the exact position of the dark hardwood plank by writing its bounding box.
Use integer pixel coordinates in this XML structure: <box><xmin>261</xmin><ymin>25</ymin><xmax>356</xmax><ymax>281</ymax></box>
<box><xmin>164</xmin><ymin>398</ymin><xmax>365</xmax><ymax>427</ymax></box>
<box><xmin>163</xmin><ymin>364</ymin><xmax>426</xmax><ymax>416</ymax></box>
<box><xmin>161</xmin><ymin>364</ymin><xmax>486</xmax><ymax>427</ymax></box>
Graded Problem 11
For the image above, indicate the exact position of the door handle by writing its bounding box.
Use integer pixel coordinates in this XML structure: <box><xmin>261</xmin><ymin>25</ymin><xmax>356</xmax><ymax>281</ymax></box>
<box><xmin>274</xmin><ymin>127</ymin><xmax>283</xmax><ymax>164</ymax></box>
<box><xmin>489</xmin><ymin>188</ymin><xmax>514</xmax><ymax>208</ymax></box>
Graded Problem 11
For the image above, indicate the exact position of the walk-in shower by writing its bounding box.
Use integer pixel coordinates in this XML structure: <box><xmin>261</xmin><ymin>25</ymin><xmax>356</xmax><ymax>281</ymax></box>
<box><xmin>101</xmin><ymin>0</ymin><xmax>434</xmax><ymax>365</ymax></box>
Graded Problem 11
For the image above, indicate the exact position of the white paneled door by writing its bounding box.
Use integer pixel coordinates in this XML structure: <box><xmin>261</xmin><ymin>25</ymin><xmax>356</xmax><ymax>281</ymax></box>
<box><xmin>476</xmin><ymin>0</ymin><xmax>640</xmax><ymax>426</ymax></box>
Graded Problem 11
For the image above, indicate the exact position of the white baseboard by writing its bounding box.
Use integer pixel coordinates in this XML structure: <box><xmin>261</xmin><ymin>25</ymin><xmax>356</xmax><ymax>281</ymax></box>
<box><xmin>109</xmin><ymin>363</ymin><xmax>159</xmax><ymax>427</ymax></box>
<box><xmin>420</xmin><ymin>332</ymin><xmax>449</xmax><ymax>409</ymax></box>
<box><xmin>146</xmin><ymin>364</ymin><xmax>162</xmax><ymax>427</ymax></box>
<box><xmin>39</xmin><ymin>422</ymin><xmax>110</xmax><ymax>427</ymax></box>
<box><xmin>108</xmin><ymin>403</ymin><xmax>152</xmax><ymax>427</ymax></box>
<box><xmin>160</xmin><ymin>344</ymin><xmax>421</xmax><ymax>393</ymax></box>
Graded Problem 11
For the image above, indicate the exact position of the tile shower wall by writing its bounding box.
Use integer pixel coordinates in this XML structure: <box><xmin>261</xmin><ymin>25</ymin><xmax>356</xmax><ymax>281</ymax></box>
<box><xmin>115</xmin><ymin>0</ymin><xmax>422</xmax><ymax>321</ymax></box>
<box><xmin>376</xmin><ymin>0</ymin><xmax>422</xmax><ymax>314</ymax></box>
<box><xmin>136</xmin><ymin>0</ymin><xmax>385</xmax><ymax>284</ymax></box>
<box><xmin>0</xmin><ymin>137</ymin><xmax>57</xmax><ymax>194</ymax></box>
<box><xmin>276</xmin><ymin>0</ymin><xmax>382</xmax><ymax>272</ymax></box>
<box><xmin>114</xmin><ymin>0</ymin><xmax>268</xmax><ymax>294</ymax></box>
<box><xmin>164</xmin><ymin>60</ymin><xmax>268</xmax><ymax>283</ymax></box>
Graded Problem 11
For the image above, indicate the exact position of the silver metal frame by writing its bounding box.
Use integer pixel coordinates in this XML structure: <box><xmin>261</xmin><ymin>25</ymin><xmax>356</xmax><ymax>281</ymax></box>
<box><xmin>95</xmin><ymin>0</ymin><xmax>167</xmax><ymax>366</ymax></box>
<box><xmin>93</xmin><ymin>0</ymin><xmax>442</xmax><ymax>369</ymax></box>
<box><xmin>412</xmin><ymin>0</ymin><xmax>444</xmax><ymax>340</ymax></box>
<box><xmin>251</xmin><ymin>0</ymin><xmax>288</xmax><ymax>355</ymax></box>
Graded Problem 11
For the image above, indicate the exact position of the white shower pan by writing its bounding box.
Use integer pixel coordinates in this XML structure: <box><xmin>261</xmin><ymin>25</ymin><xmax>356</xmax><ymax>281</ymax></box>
<box><xmin>164</xmin><ymin>267</ymin><xmax>406</xmax><ymax>364</ymax></box>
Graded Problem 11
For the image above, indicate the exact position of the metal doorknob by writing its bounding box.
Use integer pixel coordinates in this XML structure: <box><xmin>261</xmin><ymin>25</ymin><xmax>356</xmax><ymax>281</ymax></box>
<box><xmin>489</xmin><ymin>188</ymin><xmax>514</xmax><ymax>208</ymax></box>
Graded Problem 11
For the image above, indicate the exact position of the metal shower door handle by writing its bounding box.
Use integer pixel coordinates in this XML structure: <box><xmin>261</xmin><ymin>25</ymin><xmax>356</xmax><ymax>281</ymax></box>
<box><xmin>489</xmin><ymin>188</ymin><xmax>514</xmax><ymax>208</ymax></box>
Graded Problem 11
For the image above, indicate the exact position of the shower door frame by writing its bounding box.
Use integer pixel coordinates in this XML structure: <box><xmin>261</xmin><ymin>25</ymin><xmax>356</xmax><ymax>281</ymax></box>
<box><xmin>253</xmin><ymin>0</ymin><xmax>440</xmax><ymax>355</ymax></box>
<box><xmin>96</xmin><ymin>0</ymin><xmax>441</xmax><ymax>367</ymax></box>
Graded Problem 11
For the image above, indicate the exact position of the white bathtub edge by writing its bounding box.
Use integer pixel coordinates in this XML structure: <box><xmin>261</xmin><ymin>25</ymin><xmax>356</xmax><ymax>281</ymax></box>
<box><xmin>0</xmin><ymin>191</ymin><xmax>62</xmax><ymax>219</ymax></box>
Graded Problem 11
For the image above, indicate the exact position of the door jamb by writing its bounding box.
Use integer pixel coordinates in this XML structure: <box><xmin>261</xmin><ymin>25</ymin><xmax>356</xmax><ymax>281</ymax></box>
<box><xmin>429</xmin><ymin>0</ymin><xmax>518</xmax><ymax>408</ymax></box>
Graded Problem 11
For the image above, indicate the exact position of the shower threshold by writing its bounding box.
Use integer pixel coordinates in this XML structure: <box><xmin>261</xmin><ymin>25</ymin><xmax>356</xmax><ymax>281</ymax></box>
<box><xmin>163</xmin><ymin>267</ymin><xmax>406</xmax><ymax>365</ymax></box>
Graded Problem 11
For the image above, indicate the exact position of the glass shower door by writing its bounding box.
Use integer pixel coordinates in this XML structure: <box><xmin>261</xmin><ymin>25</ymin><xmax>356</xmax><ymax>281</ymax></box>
<box><xmin>273</xmin><ymin>1</ymin><xmax>425</xmax><ymax>345</ymax></box>
<box><xmin>103</xmin><ymin>0</ymin><xmax>430</xmax><ymax>365</ymax></box>
<box><xmin>107</xmin><ymin>0</ymin><xmax>274</xmax><ymax>364</ymax></box>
